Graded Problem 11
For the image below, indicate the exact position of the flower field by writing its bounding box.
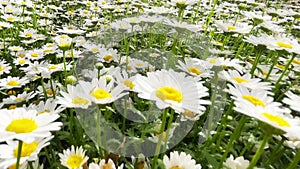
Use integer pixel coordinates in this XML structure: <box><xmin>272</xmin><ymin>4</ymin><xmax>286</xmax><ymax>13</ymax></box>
<box><xmin>1</xmin><ymin>0</ymin><xmax>300</xmax><ymax>168</ymax></box>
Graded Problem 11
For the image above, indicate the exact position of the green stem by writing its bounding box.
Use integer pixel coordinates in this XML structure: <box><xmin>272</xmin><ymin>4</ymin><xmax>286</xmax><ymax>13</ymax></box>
<box><xmin>152</xmin><ymin>108</ymin><xmax>169</xmax><ymax>168</ymax></box>
<box><xmin>273</xmin><ymin>54</ymin><xmax>296</xmax><ymax>93</ymax></box>
<box><xmin>286</xmin><ymin>149</ymin><xmax>300</xmax><ymax>169</ymax></box>
<box><xmin>218</xmin><ymin>115</ymin><xmax>247</xmax><ymax>169</ymax></box>
<box><xmin>247</xmin><ymin>134</ymin><xmax>271</xmax><ymax>169</ymax></box>
<box><xmin>250</xmin><ymin>47</ymin><xmax>263</xmax><ymax>77</ymax></box>
<box><xmin>16</xmin><ymin>140</ymin><xmax>23</xmax><ymax>169</ymax></box>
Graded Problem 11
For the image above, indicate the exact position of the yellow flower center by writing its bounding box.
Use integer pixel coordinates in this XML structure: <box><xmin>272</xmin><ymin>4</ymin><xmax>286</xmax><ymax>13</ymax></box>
<box><xmin>0</xmin><ymin>66</ymin><xmax>4</xmax><ymax>71</ymax></box>
<box><xmin>16</xmin><ymin>97</ymin><xmax>22</xmax><ymax>101</ymax></box>
<box><xmin>262</xmin><ymin>70</ymin><xmax>268</xmax><ymax>76</ymax></box>
<box><xmin>14</xmin><ymin>142</ymin><xmax>38</xmax><ymax>157</ymax></box>
<box><xmin>182</xmin><ymin>110</ymin><xmax>195</xmax><ymax>118</ymax></box>
<box><xmin>242</xmin><ymin>95</ymin><xmax>266</xmax><ymax>107</ymax></box>
<box><xmin>72</xmin><ymin>97</ymin><xmax>89</xmax><ymax>105</ymax></box>
<box><xmin>276</xmin><ymin>42</ymin><xmax>293</xmax><ymax>49</ymax></box>
<box><xmin>233</xmin><ymin>77</ymin><xmax>248</xmax><ymax>83</ymax></box>
<box><xmin>9</xmin><ymin>105</ymin><xmax>17</xmax><ymax>109</ymax></box>
<box><xmin>25</xmin><ymin>33</ymin><xmax>33</xmax><ymax>37</ymax></box>
<box><xmin>276</xmin><ymin>64</ymin><xmax>285</xmax><ymax>70</ymax></box>
<box><xmin>102</xmin><ymin>1</ymin><xmax>106</xmax><ymax>5</ymax></box>
<box><xmin>46</xmin><ymin>89</ymin><xmax>55</xmax><ymax>95</ymax></box>
<box><xmin>91</xmin><ymin>48</ymin><xmax>99</xmax><ymax>53</ymax></box>
<box><xmin>293</xmin><ymin>59</ymin><xmax>300</xmax><ymax>65</ymax></box>
<box><xmin>31</xmin><ymin>53</ymin><xmax>39</xmax><ymax>58</ymax></box>
<box><xmin>215</xmin><ymin>41</ymin><xmax>223</xmax><ymax>45</ymax></box>
<box><xmin>123</xmin><ymin>80</ymin><xmax>135</xmax><ymax>89</ymax></box>
<box><xmin>127</xmin><ymin>66</ymin><xmax>133</xmax><ymax>71</ymax></box>
<box><xmin>8</xmin><ymin>163</ymin><xmax>24</xmax><ymax>169</ymax></box>
<box><xmin>17</xmin><ymin>53</ymin><xmax>25</xmax><ymax>58</ymax></box>
<box><xmin>48</xmin><ymin>65</ymin><xmax>57</xmax><ymax>70</ymax></box>
<box><xmin>7</xmin><ymin>80</ymin><xmax>19</xmax><ymax>86</ymax></box>
<box><xmin>209</xmin><ymin>59</ymin><xmax>216</xmax><ymax>64</ymax></box>
<box><xmin>227</xmin><ymin>26</ymin><xmax>236</xmax><ymax>31</ymax></box>
<box><xmin>7</xmin><ymin>17</ymin><xmax>14</xmax><ymax>21</ymax></box>
<box><xmin>262</xmin><ymin>112</ymin><xmax>291</xmax><ymax>127</ymax></box>
<box><xmin>66</xmin><ymin>154</ymin><xmax>84</xmax><ymax>169</ymax></box>
<box><xmin>188</xmin><ymin>67</ymin><xmax>201</xmax><ymax>75</ymax></box>
<box><xmin>104</xmin><ymin>55</ymin><xmax>113</xmax><ymax>62</ymax></box>
<box><xmin>90</xmin><ymin>89</ymin><xmax>112</xmax><ymax>100</ymax></box>
<box><xmin>18</xmin><ymin>59</ymin><xmax>26</xmax><ymax>64</ymax></box>
<box><xmin>170</xmin><ymin>166</ymin><xmax>183</xmax><ymax>169</ymax></box>
<box><xmin>156</xmin><ymin>86</ymin><xmax>183</xmax><ymax>103</ymax></box>
<box><xmin>6</xmin><ymin>118</ymin><xmax>38</xmax><ymax>133</ymax></box>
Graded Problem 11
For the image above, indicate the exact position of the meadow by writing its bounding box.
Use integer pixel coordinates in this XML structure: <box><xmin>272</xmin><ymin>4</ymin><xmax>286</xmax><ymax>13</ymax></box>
<box><xmin>1</xmin><ymin>0</ymin><xmax>300</xmax><ymax>168</ymax></box>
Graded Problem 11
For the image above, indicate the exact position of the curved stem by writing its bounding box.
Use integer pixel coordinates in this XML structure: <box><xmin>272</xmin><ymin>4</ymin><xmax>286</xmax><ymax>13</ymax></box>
<box><xmin>247</xmin><ymin>134</ymin><xmax>271</xmax><ymax>169</ymax></box>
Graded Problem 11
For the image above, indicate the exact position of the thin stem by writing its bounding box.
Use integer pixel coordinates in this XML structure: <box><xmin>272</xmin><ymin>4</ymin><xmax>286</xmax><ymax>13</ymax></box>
<box><xmin>16</xmin><ymin>140</ymin><xmax>23</xmax><ymax>169</ymax></box>
<box><xmin>218</xmin><ymin>115</ymin><xmax>248</xmax><ymax>169</ymax></box>
<box><xmin>247</xmin><ymin>134</ymin><xmax>271</xmax><ymax>169</ymax></box>
<box><xmin>286</xmin><ymin>149</ymin><xmax>300</xmax><ymax>169</ymax></box>
<box><xmin>152</xmin><ymin>108</ymin><xmax>169</xmax><ymax>168</ymax></box>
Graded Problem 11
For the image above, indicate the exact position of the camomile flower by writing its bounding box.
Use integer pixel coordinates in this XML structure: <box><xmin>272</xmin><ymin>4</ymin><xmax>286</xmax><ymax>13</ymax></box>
<box><xmin>214</xmin><ymin>20</ymin><xmax>252</xmax><ymax>34</ymax></box>
<box><xmin>54</xmin><ymin>34</ymin><xmax>73</xmax><ymax>51</ymax></box>
<box><xmin>0</xmin><ymin>107</ymin><xmax>62</xmax><ymax>142</ymax></box>
<box><xmin>97</xmin><ymin>48</ymin><xmax>119</xmax><ymax>63</ymax></box>
<box><xmin>89</xmin><ymin>159</ymin><xmax>117</xmax><ymax>169</ymax></box>
<box><xmin>78</xmin><ymin>77</ymin><xmax>128</xmax><ymax>105</ymax></box>
<box><xmin>0</xmin><ymin>136</ymin><xmax>53</xmax><ymax>169</ymax></box>
<box><xmin>2</xmin><ymin>91</ymin><xmax>36</xmax><ymax>105</ymax></box>
<box><xmin>134</xmin><ymin>69</ymin><xmax>210</xmax><ymax>114</ymax></box>
<box><xmin>113</xmin><ymin>68</ymin><xmax>137</xmax><ymax>91</ymax></box>
<box><xmin>234</xmin><ymin>104</ymin><xmax>300</xmax><ymax>137</ymax></box>
<box><xmin>26</xmin><ymin>49</ymin><xmax>45</xmax><ymax>60</ymax></box>
<box><xmin>13</xmin><ymin>57</ymin><xmax>30</xmax><ymax>66</ymax></box>
<box><xmin>202</xmin><ymin>57</ymin><xmax>244</xmax><ymax>73</ymax></box>
<box><xmin>56</xmin><ymin>84</ymin><xmax>92</xmax><ymax>109</ymax></box>
<box><xmin>219</xmin><ymin>70</ymin><xmax>271</xmax><ymax>90</ymax></box>
<box><xmin>0</xmin><ymin>76</ymin><xmax>29</xmax><ymax>90</ymax></box>
<box><xmin>59</xmin><ymin>146</ymin><xmax>89</xmax><ymax>169</ymax></box>
<box><xmin>0</xmin><ymin>60</ymin><xmax>12</xmax><ymax>75</ymax></box>
<box><xmin>131</xmin><ymin>154</ymin><xmax>150</xmax><ymax>169</ymax></box>
<box><xmin>19</xmin><ymin>28</ymin><xmax>38</xmax><ymax>39</ymax></box>
<box><xmin>283</xmin><ymin>91</ymin><xmax>300</xmax><ymax>112</ymax></box>
<box><xmin>163</xmin><ymin>151</ymin><xmax>201</xmax><ymax>169</ymax></box>
<box><xmin>224</xmin><ymin>155</ymin><xmax>249</xmax><ymax>169</ymax></box>
<box><xmin>28</xmin><ymin>98</ymin><xmax>65</xmax><ymax>115</ymax></box>
<box><xmin>177</xmin><ymin>58</ymin><xmax>212</xmax><ymax>78</ymax></box>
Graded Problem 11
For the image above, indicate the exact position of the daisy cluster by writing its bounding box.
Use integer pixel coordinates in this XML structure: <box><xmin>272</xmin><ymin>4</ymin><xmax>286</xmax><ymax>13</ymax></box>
<box><xmin>0</xmin><ymin>0</ymin><xmax>300</xmax><ymax>168</ymax></box>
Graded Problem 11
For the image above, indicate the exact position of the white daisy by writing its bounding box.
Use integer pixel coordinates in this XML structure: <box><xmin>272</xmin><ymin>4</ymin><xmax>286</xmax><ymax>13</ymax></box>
<box><xmin>224</xmin><ymin>155</ymin><xmax>249</xmax><ymax>169</ymax></box>
<box><xmin>79</xmin><ymin>77</ymin><xmax>128</xmax><ymax>105</ymax></box>
<box><xmin>0</xmin><ymin>76</ymin><xmax>29</xmax><ymax>90</ymax></box>
<box><xmin>133</xmin><ymin>69</ymin><xmax>210</xmax><ymax>114</ymax></box>
<box><xmin>0</xmin><ymin>107</ymin><xmax>62</xmax><ymax>142</ymax></box>
<box><xmin>56</xmin><ymin>84</ymin><xmax>92</xmax><ymax>109</ymax></box>
<box><xmin>0</xmin><ymin>136</ymin><xmax>53</xmax><ymax>169</ymax></box>
<box><xmin>59</xmin><ymin>146</ymin><xmax>89</xmax><ymax>169</ymax></box>
<box><xmin>163</xmin><ymin>151</ymin><xmax>201</xmax><ymax>169</ymax></box>
<box><xmin>283</xmin><ymin>91</ymin><xmax>300</xmax><ymax>112</ymax></box>
<box><xmin>177</xmin><ymin>58</ymin><xmax>212</xmax><ymax>78</ymax></box>
<box><xmin>219</xmin><ymin>70</ymin><xmax>272</xmax><ymax>90</ymax></box>
<box><xmin>2</xmin><ymin>91</ymin><xmax>36</xmax><ymax>105</ymax></box>
<box><xmin>0</xmin><ymin>60</ymin><xmax>12</xmax><ymax>75</ymax></box>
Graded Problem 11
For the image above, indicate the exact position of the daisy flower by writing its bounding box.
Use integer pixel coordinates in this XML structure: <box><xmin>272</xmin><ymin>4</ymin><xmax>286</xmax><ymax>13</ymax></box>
<box><xmin>0</xmin><ymin>136</ymin><xmax>53</xmax><ymax>169</ymax></box>
<box><xmin>235</xmin><ymin>104</ymin><xmax>300</xmax><ymax>137</ymax></box>
<box><xmin>163</xmin><ymin>151</ymin><xmax>201</xmax><ymax>169</ymax></box>
<box><xmin>56</xmin><ymin>84</ymin><xmax>92</xmax><ymax>109</ymax></box>
<box><xmin>224</xmin><ymin>155</ymin><xmax>249</xmax><ymax>169</ymax></box>
<box><xmin>0</xmin><ymin>107</ymin><xmax>62</xmax><ymax>142</ymax></box>
<box><xmin>89</xmin><ymin>159</ymin><xmax>117</xmax><ymax>169</ymax></box>
<box><xmin>283</xmin><ymin>91</ymin><xmax>300</xmax><ymax>112</ymax></box>
<box><xmin>214</xmin><ymin>20</ymin><xmax>252</xmax><ymax>34</ymax></box>
<box><xmin>2</xmin><ymin>91</ymin><xmax>36</xmax><ymax>105</ymax></box>
<box><xmin>133</xmin><ymin>69</ymin><xmax>210</xmax><ymax>114</ymax></box>
<box><xmin>59</xmin><ymin>146</ymin><xmax>89</xmax><ymax>169</ymax></box>
<box><xmin>177</xmin><ymin>58</ymin><xmax>211</xmax><ymax>78</ymax></box>
<box><xmin>28</xmin><ymin>98</ymin><xmax>65</xmax><ymax>115</ymax></box>
<box><xmin>79</xmin><ymin>77</ymin><xmax>128</xmax><ymax>105</ymax></box>
<box><xmin>0</xmin><ymin>76</ymin><xmax>29</xmax><ymax>90</ymax></box>
<box><xmin>113</xmin><ymin>68</ymin><xmax>137</xmax><ymax>91</ymax></box>
<box><xmin>219</xmin><ymin>70</ymin><xmax>272</xmax><ymax>90</ymax></box>
<box><xmin>0</xmin><ymin>60</ymin><xmax>12</xmax><ymax>75</ymax></box>
<box><xmin>54</xmin><ymin>35</ymin><xmax>73</xmax><ymax>51</ymax></box>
